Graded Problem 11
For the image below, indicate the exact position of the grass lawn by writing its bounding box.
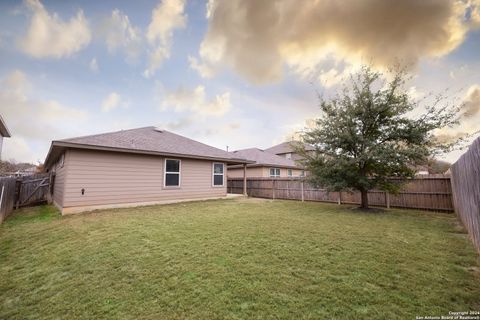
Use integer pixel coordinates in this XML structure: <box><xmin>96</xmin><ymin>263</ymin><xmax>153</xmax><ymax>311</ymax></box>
<box><xmin>1</xmin><ymin>198</ymin><xmax>479</xmax><ymax>319</ymax></box>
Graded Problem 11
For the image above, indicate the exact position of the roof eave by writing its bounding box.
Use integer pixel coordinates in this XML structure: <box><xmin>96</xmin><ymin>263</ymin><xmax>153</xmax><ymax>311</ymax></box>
<box><xmin>0</xmin><ymin>115</ymin><xmax>11</xmax><ymax>137</ymax></box>
<box><xmin>46</xmin><ymin>141</ymin><xmax>254</xmax><ymax>166</ymax></box>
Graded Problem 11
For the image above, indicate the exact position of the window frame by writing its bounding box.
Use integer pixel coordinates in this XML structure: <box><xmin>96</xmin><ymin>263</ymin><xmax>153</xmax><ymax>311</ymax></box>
<box><xmin>285</xmin><ymin>153</ymin><xmax>292</xmax><ymax>160</ymax></box>
<box><xmin>269</xmin><ymin>168</ymin><xmax>281</xmax><ymax>178</ymax></box>
<box><xmin>164</xmin><ymin>158</ymin><xmax>181</xmax><ymax>188</ymax></box>
<box><xmin>212</xmin><ymin>162</ymin><xmax>225</xmax><ymax>187</ymax></box>
<box><xmin>287</xmin><ymin>169</ymin><xmax>293</xmax><ymax>177</ymax></box>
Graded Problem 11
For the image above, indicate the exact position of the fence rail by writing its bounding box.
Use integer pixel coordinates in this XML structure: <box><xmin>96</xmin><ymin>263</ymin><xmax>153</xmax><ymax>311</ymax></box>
<box><xmin>450</xmin><ymin>137</ymin><xmax>480</xmax><ymax>254</ymax></box>
<box><xmin>0</xmin><ymin>173</ymin><xmax>52</xmax><ymax>224</ymax></box>
<box><xmin>228</xmin><ymin>176</ymin><xmax>454</xmax><ymax>212</ymax></box>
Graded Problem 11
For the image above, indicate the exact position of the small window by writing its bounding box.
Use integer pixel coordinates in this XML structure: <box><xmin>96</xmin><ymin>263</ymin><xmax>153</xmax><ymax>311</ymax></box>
<box><xmin>300</xmin><ymin>170</ymin><xmax>305</xmax><ymax>177</ymax></box>
<box><xmin>212</xmin><ymin>163</ymin><xmax>224</xmax><ymax>186</ymax></box>
<box><xmin>287</xmin><ymin>169</ymin><xmax>292</xmax><ymax>177</ymax></box>
<box><xmin>269</xmin><ymin>168</ymin><xmax>280</xmax><ymax>177</ymax></box>
<box><xmin>164</xmin><ymin>159</ymin><xmax>180</xmax><ymax>187</ymax></box>
<box><xmin>285</xmin><ymin>153</ymin><xmax>292</xmax><ymax>160</ymax></box>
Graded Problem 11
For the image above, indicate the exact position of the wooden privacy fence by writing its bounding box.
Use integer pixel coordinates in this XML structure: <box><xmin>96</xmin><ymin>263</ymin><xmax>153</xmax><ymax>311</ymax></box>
<box><xmin>0</xmin><ymin>173</ymin><xmax>52</xmax><ymax>224</ymax></box>
<box><xmin>15</xmin><ymin>173</ymin><xmax>52</xmax><ymax>209</ymax></box>
<box><xmin>0</xmin><ymin>177</ymin><xmax>17</xmax><ymax>223</ymax></box>
<box><xmin>450</xmin><ymin>137</ymin><xmax>480</xmax><ymax>253</ymax></box>
<box><xmin>228</xmin><ymin>175</ymin><xmax>453</xmax><ymax>212</ymax></box>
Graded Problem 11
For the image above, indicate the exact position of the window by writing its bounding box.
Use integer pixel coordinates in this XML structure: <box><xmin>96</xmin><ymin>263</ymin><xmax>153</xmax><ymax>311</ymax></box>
<box><xmin>164</xmin><ymin>159</ymin><xmax>180</xmax><ymax>187</ymax></box>
<box><xmin>300</xmin><ymin>170</ymin><xmax>305</xmax><ymax>177</ymax></box>
<box><xmin>287</xmin><ymin>169</ymin><xmax>293</xmax><ymax>177</ymax></box>
<box><xmin>285</xmin><ymin>153</ymin><xmax>292</xmax><ymax>160</ymax></box>
<box><xmin>212</xmin><ymin>163</ymin><xmax>224</xmax><ymax>186</ymax></box>
<box><xmin>269</xmin><ymin>168</ymin><xmax>280</xmax><ymax>177</ymax></box>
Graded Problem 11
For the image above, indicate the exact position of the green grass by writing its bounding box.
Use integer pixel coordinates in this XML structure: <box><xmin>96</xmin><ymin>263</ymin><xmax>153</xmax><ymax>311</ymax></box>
<box><xmin>1</xmin><ymin>198</ymin><xmax>479</xmax><ymax>319</ymax></box>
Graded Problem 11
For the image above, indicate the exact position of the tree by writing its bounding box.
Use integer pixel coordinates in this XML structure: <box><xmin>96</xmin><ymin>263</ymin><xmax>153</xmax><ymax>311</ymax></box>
<box><xmin>298</xmin><ymin>66</ymin><xmax>466</xmax><ymax>210</ymax></box>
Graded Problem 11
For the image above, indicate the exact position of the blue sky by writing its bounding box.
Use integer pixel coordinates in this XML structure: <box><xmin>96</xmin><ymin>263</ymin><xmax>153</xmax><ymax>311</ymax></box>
<box><xmin>1</xmin><ymin>0</ymin><xmax>479</xmax><ymax>164</ymax></box>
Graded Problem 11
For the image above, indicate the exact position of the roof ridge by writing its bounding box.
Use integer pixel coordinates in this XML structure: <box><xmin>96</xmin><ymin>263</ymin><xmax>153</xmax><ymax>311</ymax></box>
<box><xmin>161</xmin><ymin>129</ymin><xmax>230</xmax><ymax>154</ymax></box>
<box><xmin>58</xmin><ymin>126</ymin><xmax>155</xmax><ymax>142</ymax></box>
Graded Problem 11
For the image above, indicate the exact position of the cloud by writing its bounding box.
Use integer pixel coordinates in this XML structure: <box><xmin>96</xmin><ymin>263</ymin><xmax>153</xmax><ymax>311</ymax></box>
<box><xmin>89</xmin><ymin>58</ymin><xmax>98</xmax><ymax>72</ymax></box>
<box><xmin>101</xmin><ymin>92</ymin><xmax>122</xmax><ymax>112</ymax></box>
<box><xmin>17</xmin><ymin>0</ymin><xmax>91</xmax><ymax>58</ymax></box>
<box><xmin>100</xmin><ymin>9</ymin><xmax>142</xmax><ymax>61</ymax></box>
<box><xmin>462</xmin><ymin>85</ymin><xmax>480</xmax><ymax>118</ymax></box>
<box><xmin>0</xmin><ymin>70</ymin><xmax>88</xmax><ymax>162</ymax></box>
<box><xmin>144</xmin><ymin>0</ymin><xmax>187</xmax><ymax>77</ymax></box>
<box><xmin>160</xmin><ymin>84</ymin><xmax>231</xmax><ymax>116</ymax></box>
<box><xmin>188</xmin><ymin>56</ymin><xmax>214</xmax><ymax>78</ymax></box>
<box><xmin>194</xmin><ymin>0</ymin><xmax>477</xmax><ymax>84</ymax></box>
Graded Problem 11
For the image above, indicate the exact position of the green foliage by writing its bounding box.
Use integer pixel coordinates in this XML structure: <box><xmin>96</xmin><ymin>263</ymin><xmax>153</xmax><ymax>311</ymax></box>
<box><xmin>298</xmin><ymin>66</ymin><xmax>464</xmax><ymax>207</ymax></box>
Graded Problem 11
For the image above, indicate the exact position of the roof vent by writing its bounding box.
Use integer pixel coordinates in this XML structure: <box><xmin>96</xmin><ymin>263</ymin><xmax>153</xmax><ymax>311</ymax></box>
<box><xmin>154</xmin><ymin>127</ymin><xmax>163</xmax><ymax>132</ymax></box>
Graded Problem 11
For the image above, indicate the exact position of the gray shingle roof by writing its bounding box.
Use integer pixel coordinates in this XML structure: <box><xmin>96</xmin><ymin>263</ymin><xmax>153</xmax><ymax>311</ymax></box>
<box><xmin>264</xmin><ymin>141</ymin><xmax>314</xmax><ymax>155</ymax></box>
<box><xmin>46</xmin><ymin>126</ymin><xmax>250</xmax><ymax>165</ymax></box>
<box><xmin>230</xmin><ymin>148</ymin><xmax>300</xmax><ymax>168</ymax></box>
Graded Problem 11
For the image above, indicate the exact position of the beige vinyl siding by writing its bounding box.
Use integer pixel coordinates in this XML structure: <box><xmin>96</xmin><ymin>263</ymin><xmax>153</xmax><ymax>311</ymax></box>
<box><xmin>227</xmin><ymin>166</ymin><xmax>264</xmax><ymax>178</ymax></box>
<box><xmin>51</xmin><ymin>151</ymin><xmax>68</xmax><ymax>207</ymax></box>
<box><xmin>62</xmin><ymin>149</ymin><xmax>226</xmax><ymax>208</ymax></box>
<box><xmin>228</xmin><ymin>166</ymin><xmax>303</xmax><ymax>178</ymax></box>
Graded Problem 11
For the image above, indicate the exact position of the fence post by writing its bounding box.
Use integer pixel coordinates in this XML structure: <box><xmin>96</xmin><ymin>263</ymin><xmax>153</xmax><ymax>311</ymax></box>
<box><xmin>301</xmin><ymin>180</ymin><xmax>305</xmax><ymax>202</ymax></box>
<box><xmin>272</xmin><ymin>179</ymin><xmax>276</xmax><ymax>200</ymax></box>
<box><xmin>385</xmin><ymin>192</ymin><xmax>390</xmax><ymax>209</ymax></box>
<box><xmin>338</xmin><ymin>191</ymin><xmax>342</xmax><ymax>205</ymax></box>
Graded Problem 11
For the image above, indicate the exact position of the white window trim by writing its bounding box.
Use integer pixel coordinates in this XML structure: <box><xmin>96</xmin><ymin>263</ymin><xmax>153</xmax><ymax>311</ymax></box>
<box><xmin>164</xmin><ymin>158</ymin><xmax>181</xmax><ymax>187</ymax></box>
<box><xmin>212</xmin><ymin>162</ymin><xmax>225</xmax><ymax>187</ymax></box>
<box><xmin>287</xmin><ymin>169</ymin><xmax>293</xmax><ymax>177</ymax></box>
<box><xmin>269</xmin><ymin>168</ymin><xmax>280</xmax><ymax>178</ymax></box>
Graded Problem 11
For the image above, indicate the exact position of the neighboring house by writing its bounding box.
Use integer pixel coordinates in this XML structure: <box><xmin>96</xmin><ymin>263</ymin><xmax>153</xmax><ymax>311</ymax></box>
<box><xmin>44</xmin><ymin>127</ymin><xmax>251</xmax><ymax>214</ymax></box>
<box><xmin>0</xmin><ymin>115</ymin><xmax>11</xmax><ymax>160</ymax></box>
<box><xmin>264</xmin><ymin>141</ymin><xmax>314</xmax><ymax>162</ymax></box>
<box><xmin>228</xmin><ymin>148</ymin><xmax>304</xmax><ymax>178</ymax></box>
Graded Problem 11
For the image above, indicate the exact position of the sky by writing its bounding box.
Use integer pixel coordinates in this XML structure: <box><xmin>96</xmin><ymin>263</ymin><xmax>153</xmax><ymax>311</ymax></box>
<box><xmin>0</xmin><ymin>0</ymin><xmax>480</xmax><ymax>164</ymax></box>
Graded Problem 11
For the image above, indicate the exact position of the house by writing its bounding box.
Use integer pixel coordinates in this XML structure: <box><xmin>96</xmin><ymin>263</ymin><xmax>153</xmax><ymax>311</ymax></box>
<box><xmin>264</xmin><ymin>141</ymin><xmax>314</xmax><ymax>162</ymax></box>
<box><xmin>0</xmin><ymin>115</ymin><xmax>11</xmax><ymax>160</ymax></box>
<box><xmin>227</xmin><ymin>148</ymin><xmax>304</xmax><ymax>178</ymax></box>
<box><xmin>44</xmin><ymin>127</ymin><xmax>251</xmax><ymax>215</ymax></box>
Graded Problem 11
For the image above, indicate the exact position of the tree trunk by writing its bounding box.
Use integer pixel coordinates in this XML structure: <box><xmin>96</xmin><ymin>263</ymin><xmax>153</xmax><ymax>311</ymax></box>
<box><xmin>360</xmin><ymin>189</ymin><xmax>369</xmax><ymax>209</ymax></box>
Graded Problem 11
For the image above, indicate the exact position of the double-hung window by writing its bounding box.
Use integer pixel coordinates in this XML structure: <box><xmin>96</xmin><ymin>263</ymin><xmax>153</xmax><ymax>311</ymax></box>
<box><xmin>164</xmin><ymin>159</ymin><xmax>181</xmax><ymax>187</ymax></box>
<box><xmin>213</xmin><ymin>163</ymin><xmax>224</xmax><ymax>186</ymax></box>
<box><xmin>269</xmin><ymin>168</ymin><xmax>280</xmax><ymax>177</ymax></box>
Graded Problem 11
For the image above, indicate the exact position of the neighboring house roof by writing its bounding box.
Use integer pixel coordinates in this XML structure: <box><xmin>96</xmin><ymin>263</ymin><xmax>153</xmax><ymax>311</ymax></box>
<box><xmin>0</xmin><ymin>115</ymin><xmax>11</xmax><ymax>137</ymax></box>
<box><xmin>264</xmin><ymin>141</ymin><xmax>314</xmax><ymax>155</ymax></box>
<box><xmin>45</xmin><ymin>126</ymin><xmax>252</xmax><ymax>167</ymax></box>
<box><xmin>229</xmin><ymin>148</ymin><xmax>301</xmax><ymax>168</ymax></box>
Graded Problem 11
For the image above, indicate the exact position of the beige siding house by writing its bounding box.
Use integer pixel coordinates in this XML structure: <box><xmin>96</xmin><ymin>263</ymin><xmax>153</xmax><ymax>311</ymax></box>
<box><xmin>227</xmin><ymin>148</ymin><xmax>304</xmax><ymax>178</ymax></box>
<box><xmin>264</xmin><ymin>141</ymin><xmax>314</xmax><ymax>163</ymax></box>
<box><xmin>0</xmin><ymin>115</ymin><xmax>11</xmax><ymax>160</ymax></box>
<box><xmin>45</xmin><ymin>127</ymin><xmax>251</xmax><ymax>214</ymax></box>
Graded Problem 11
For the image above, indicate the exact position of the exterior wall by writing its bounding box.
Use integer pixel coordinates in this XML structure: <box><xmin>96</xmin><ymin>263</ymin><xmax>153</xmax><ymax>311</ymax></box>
<box><xmin>61</xmin><ymin>149</ymin><xmax>227</xmax><ymax>212</ymax></box>
<box><xmin>50</xmin><ymin>151</ymin><xmax>68</xmax><ymax>208</ymax></box>
<box><xmin>227</xmin><ymin>166</ymin><xmax>264</xmax><ymax>178</ymax></box>
<box><xmin>228</xmin><ymin>166</ymin><xmax>304</xmax><ymax>178</ymax></box>
<box><xmin>0</xmin><ymin>135</ymin><xmax>3</xmax><ymax>160</ymax></box>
